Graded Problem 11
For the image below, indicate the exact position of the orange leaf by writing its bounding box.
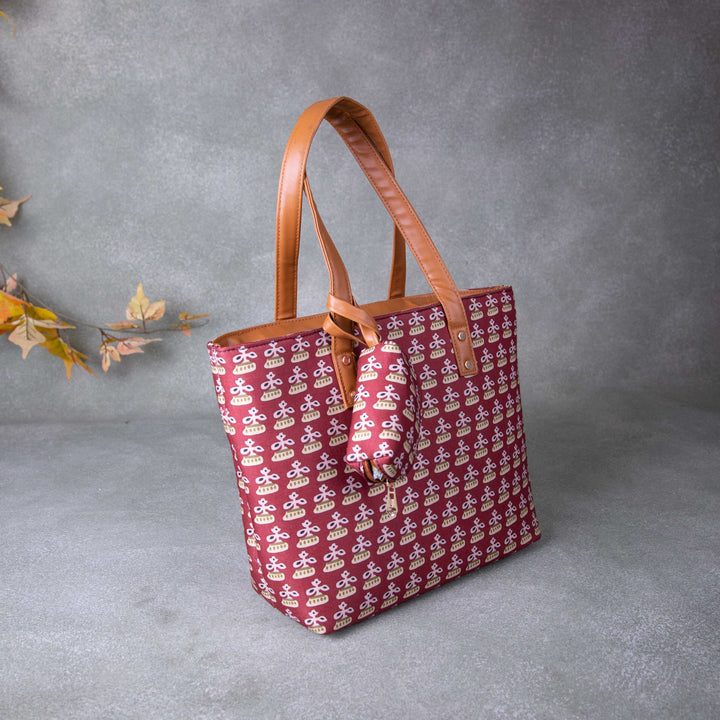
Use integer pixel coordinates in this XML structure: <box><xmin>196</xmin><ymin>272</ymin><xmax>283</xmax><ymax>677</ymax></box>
<box><xmin>172</xmin><ymin>311</ymin><xmax>210</xmax><ymax>337</ymax></box>
<box><xmin>99</xmin><ymin>342</ymin><xmax>122</xmax><ymax>372</ymax></box>
<box><xmin>0</xmin><ymin>288</ymin><xmax>25</xmax><ymax>325</ymax></box>
<box><xmin>170</xmin><ymin>322</ymin><xmax>193</xmax><ymax>337</ymax></box>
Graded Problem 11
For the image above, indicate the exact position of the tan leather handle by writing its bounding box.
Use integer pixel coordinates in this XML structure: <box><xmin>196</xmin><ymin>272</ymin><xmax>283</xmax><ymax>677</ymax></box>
<box><xmin>275</xmin><ymin>97</ymin><xmax>406</xmax><ymax>321</ymax></box>
<box><xmin>322</xmin><ymin>106</ymin><xmax>477</xmax><ymax>379</ymax></box>
<box><xmin>303</xmin><ymin>175</ymin><xmax>380</xmax><ymax>405</ymax></box>
<box><xmin>277</xmin><ymin>98</ymin><xmax>477</xmax><ymax>406</ymax></box>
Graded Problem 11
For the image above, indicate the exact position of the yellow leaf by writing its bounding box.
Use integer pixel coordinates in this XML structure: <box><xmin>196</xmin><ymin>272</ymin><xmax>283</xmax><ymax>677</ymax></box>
<box><xmin>1</xmin><ymin>293</ymin><xmax>85</xmax><ymax>376</ymax></box>
<box><xmin>144</xmin><ymin>299</ymin><xmax>165</xmax><ymax>322</ymax></box>
<box><xmin>42</xmin><ymin>335</ymin><xmax>93</xmax><ymax>379</ymax></box>
<box><xmin>125</xmin><ymin>284</ymin><xmax>166</xmax><ymax>323</ymax></box>
<box><xmin>126</xmin><ymin>283</ymin><xmax>149</xmax><ymax>321</ymax></box>
<box><xmin>0</xmin><ymin>288</ymin><xmax>25</xmax><ymax>325</ymax></box>
<box><xmin>25</xmin><ymin>303</ymin><xmax>75</xmax><ymax>328</ymax></box>
<box><xmin>67</xmin><ymin>347</ymin><xmax>92</xmax><ymax>378</ymax></box>
<box><xmin>0</xmin><ymin>194</ymin><xmax>31</xmax><ymax>226</ymax></box>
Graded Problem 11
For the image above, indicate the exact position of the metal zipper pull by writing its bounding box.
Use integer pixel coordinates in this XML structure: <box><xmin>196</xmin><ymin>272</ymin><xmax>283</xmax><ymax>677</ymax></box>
<box><xmin>384</xmin><ymin>481</ymin><xmax>398</xmax><ymax>520</ymax></box>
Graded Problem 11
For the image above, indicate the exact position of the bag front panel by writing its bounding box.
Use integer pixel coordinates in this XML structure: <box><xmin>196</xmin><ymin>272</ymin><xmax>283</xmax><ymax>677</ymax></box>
<box><xmin>208</xmin><ymin>286</ymin><xmax>540</xmax><ymax>633</ymax></box>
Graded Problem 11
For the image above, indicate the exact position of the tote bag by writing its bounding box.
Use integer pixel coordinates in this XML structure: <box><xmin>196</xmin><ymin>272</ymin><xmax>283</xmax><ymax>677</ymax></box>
<box><xmin>208</xmin><ymin>97</ymin><xmax>540</xmax><ymax>633</ymax></box>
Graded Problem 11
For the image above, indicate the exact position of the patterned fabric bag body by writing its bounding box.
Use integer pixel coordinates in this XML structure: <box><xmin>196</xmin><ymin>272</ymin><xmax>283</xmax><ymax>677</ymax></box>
<box><xmin>208</xmin><ymin>98</ymin><xmax>541</xmax><ymax>633</ymax></box>
<box><xmin>344</xmin><ymin>341</ymin><xmax>421</xmax><ymax>484</ymax></box>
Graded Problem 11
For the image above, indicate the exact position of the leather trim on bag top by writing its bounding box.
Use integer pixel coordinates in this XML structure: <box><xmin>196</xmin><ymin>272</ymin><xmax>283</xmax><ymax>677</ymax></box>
<box><xmin>211</xmin><ymin>286</ymin><xmax>505</xmax><ymax>348</ymax></box>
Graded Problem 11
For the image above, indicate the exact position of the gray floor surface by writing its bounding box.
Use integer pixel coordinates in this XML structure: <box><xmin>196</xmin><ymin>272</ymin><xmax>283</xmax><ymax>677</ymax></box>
<box><xmin>1</xmin><ymin>389</ymin><xmax>718</xmax><ymax>720</ymax></box>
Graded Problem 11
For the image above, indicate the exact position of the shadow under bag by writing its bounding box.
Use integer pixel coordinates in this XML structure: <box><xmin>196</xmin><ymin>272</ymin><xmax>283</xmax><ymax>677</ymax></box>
<box><xmin>208</xmin><ymin>97</ymin><xmax>541</xmax><ymax>633</ymax></box>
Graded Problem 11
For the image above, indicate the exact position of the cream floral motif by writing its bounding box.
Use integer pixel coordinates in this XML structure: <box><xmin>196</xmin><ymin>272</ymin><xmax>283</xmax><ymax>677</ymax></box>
<box><xmin>344</xmin><ymin>341</ymin><xmax>420</xmax><ymax>482</ymax></box>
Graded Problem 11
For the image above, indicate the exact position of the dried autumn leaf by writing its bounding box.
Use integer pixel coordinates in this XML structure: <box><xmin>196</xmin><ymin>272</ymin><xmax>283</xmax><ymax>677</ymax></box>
<box><xmin>126</xmin><ymin>284</ymin><xmax>165</xmax><ymax>323</ymax></box>
<box><xmin>178</xmin><ymin>312</ymin><xmax>211</xmax><ymax>321</ymax></box>
<box><xmin>42</xmin><ymin>335</ymin><xmax>93</xmax><ymax>379</ymax></box>
<box><xmin>0</xmin><ymin>288</ymin><xmax>25</xmax><ymax>329</ymax></box>
<box><xmin>100</xmin><ymin>342</ymin><xmax>122</xmax><ymax>372</ymax></box>
<box><xmin>172</xmin><ymin>311</ymin><xmax>211</xmax><ymax>337</ymax></box>
<box><xmin>106</xmin><ymin>320</ymin><xmax>138</xmax><ymax>330</ymax></box>
<box><xmin>1</xmin><ymin>293</ymin><xmax>64</xmax><ymax>335</ymax></box>
<box><xmin>7</xmin><ymin>318</ymin><xmax>45</xmax><ymax>357</ymax></box>
<box><xmin>0</xmin><ymin>194</ymin><xmax>31</xmax><ymax>227</ymax></box>
<box><xmin>116</xmin><ymin>336</ymin><xmax>161</xmax><ymax>356</ymax></box>
<box><xmin>2</xmin><ymin>294</ymin><xmax>87</xmax><ymax>377</ymax></box>
<box><xmin>25</xmin><ymin>302</ymin><xmax>66</xmax><ymax>325</ymax></box>
<box><xmin>144</xmin><ymin>299</ymin><xmax>165</xmax><ymax>322</ymax></box>
<box><xmin>7</xmin><ymin>313</ymin><xmax>72</xmax><ymax>358</ymax></box>
<box><xmin>126</xmin><ymin>284</ymin><xmax>148</xmax><ymax>321</ymax></box>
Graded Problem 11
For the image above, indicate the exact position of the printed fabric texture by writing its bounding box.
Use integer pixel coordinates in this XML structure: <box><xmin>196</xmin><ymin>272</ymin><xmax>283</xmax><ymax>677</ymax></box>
<box><xmin>344</xmin><ymin>341</ymin><xmax>420</xmax><ymax>484</ymax></box>
<box><xmin>208</xmin><ymin>287</ymin><xmax>541</xmax><ymax>634</ymax></box>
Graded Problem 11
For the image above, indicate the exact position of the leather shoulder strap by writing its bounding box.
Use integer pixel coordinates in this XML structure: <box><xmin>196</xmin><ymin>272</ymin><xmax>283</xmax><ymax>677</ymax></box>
<box><xmin>275</xmin><ymin>97</ymin><xmax>406</xmax><ymax>320</ymax></box>
<box><xmin>322</xmin><ymin>107</ymin><xmax>477</xmax><ymax>377</ymax></box>
<box><xmin>275</xmin><ymin>98</ymin><xmax>477</xmax><ymax>407</ymax></box>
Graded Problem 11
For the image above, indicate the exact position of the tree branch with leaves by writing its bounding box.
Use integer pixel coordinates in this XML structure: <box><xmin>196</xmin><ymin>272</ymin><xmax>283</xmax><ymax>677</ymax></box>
<box><xmin>1</xmin><ymin>192</ymin><xmax>210</xmax><ymax>377</ymax></box>
<box><xmin>1</xmin><ymin>17</ymin><xmax>210</xmax><ymax>378</ymax></box>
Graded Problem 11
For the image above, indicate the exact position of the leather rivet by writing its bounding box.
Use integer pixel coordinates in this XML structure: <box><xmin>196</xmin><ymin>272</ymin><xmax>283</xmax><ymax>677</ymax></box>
<box><xmin>458</xmin><ymin>331</ymin><xmax>467</xmax><ymax>341</ymax></box>
<box><xmin>341</xmin><ymin>354</ymin><xmax>352</xmax><ymax>366</ymax></box>
<box><xmin>464</xmin><ymin>360</ymin><xmax>474</xmax><ymax>370</ymax></box>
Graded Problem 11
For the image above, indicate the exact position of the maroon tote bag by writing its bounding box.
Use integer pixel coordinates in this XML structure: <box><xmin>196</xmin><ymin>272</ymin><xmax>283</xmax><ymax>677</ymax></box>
<box><xmin>208</xmin><ymin>97</ymin><xmax>541</xmax><ymax>633</ymax></box>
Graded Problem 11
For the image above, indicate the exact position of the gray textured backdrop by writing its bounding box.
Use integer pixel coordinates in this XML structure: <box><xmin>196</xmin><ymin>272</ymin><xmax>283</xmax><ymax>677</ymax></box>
<box><xmin>1</xmin><ymin>0</ymin><xmax>718</xmax><ymax>420</ymax></box>
<box><xmin>2</xmin><ymin>4</ymin><xmax>720</xmax><ymax>719</ymax></box>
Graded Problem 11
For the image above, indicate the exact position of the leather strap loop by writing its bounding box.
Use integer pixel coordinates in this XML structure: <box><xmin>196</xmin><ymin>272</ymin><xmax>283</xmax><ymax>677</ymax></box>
<box><xmin>322</xmin><ymin>314</ymin><xmax>358</xmax><ymax>344</ymax></box>
<box><xmin>326</xmin><ymin>294</ymin><xmax>381</xmax><ymax>348</ymax></box>
<box><xmin>275</xmin><ymin>97</ymin><xmax>406</xmax><ymax>321</ymax></box>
